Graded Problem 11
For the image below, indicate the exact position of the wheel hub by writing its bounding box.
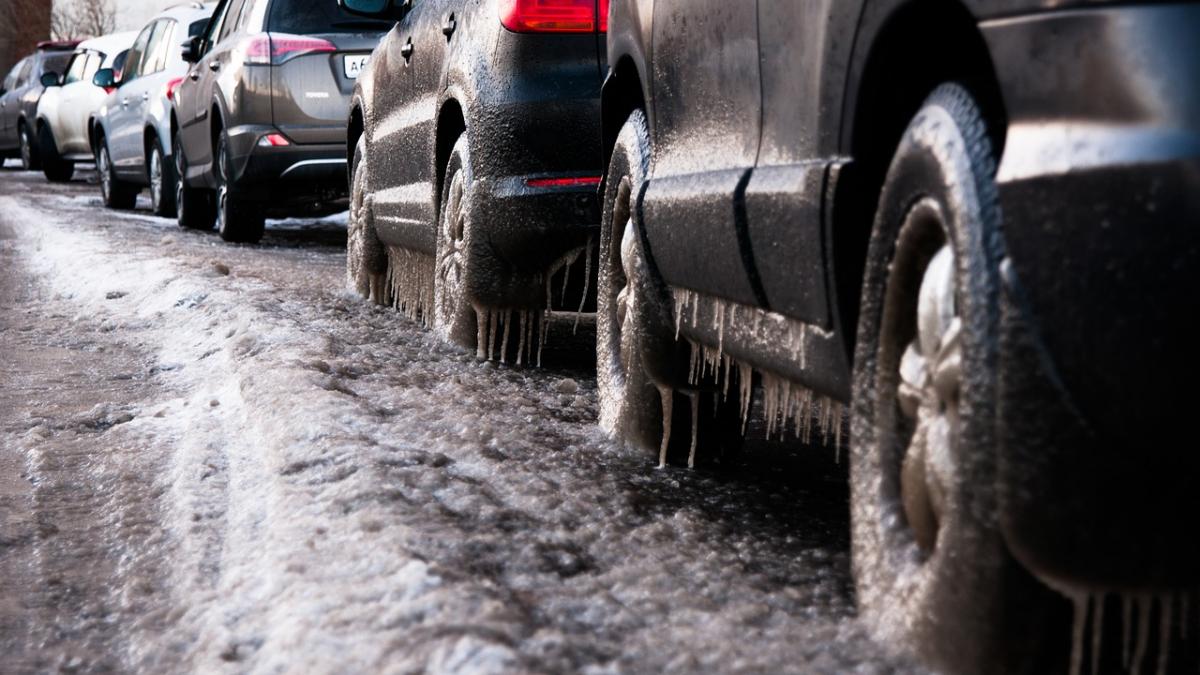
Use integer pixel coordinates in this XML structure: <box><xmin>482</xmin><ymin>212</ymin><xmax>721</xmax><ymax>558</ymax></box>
<box><xmin>436</xmin><ymin>172</ymin><xmax>466</xmax><ymax>316</ymax></box>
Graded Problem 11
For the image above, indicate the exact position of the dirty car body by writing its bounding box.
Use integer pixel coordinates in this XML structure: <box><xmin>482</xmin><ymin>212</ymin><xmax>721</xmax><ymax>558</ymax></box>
<box><xmin>347</xmin><ymin>0</ymin><xmax>607</xmax><ymax>311</ymax></box>
<box><xmin>603</xmin><ymin>0</ymin><xmax>1200</xmax><ymax>632</ymax></box>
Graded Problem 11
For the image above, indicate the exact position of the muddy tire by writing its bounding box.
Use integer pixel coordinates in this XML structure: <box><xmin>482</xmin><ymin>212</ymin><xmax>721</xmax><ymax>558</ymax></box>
<box><xmin>38</xmin><ymin>125</ymin><xmax>74</xmax><ymax>183</ymax></box>
<box><xmin>174</xmin><ymin>133</ymin><xmax>215</xmax><ymax>230</ymax></box>
<box><xmin>850</xmin><ymin>84</ymin><xmax>1053</xmax><ymax>673</ymax></box>
<box><xmin>346</xmin><ymin>136</ymin><xmax>388</xmax><ymax>303</ymax></box>
<box><xmin>97</xmin><ymin>138</ymin><xmax>137</xmax><ymax>209</ymax></box>
<box><xmin>597</xmin><ymin>110</ymin><xmax>665</xmax><ymax>455</ymax></box>
<box><xmin>432</xmin><ymin>136</ymin><xmax>478</xmax><ymax>348</ymax></box>
<box><xmin>148</xmin><ymin>137</ymin><xmax>176</xmax><ymax>218</ymax></box>
<box><xmin>18</xmin><ymin>121</ymin><xmax>40</xmax><ymax>171</ymax></box>
<box><xmin>216</xmin><ymin>131</ymin><xmax>264</xmax><ymax>244</ymax></box>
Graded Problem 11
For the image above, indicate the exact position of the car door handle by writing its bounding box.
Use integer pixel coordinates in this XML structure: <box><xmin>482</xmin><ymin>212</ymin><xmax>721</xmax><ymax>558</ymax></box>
<box><xmin>208</xmin><ymin>61</ymin><xmax>220</xmax><ymax>72</ymax></box>
<box><xmin>121</xmin><ymin>98</ymin><xmax>129</xmax><ymax>108</ymax></box>
<box><xmin>442</xmin><ymin>15</ymin><xmax>457</xmax><ymax>37</ymax></box>
<box><xmin>141</xmin><ymin>92</ymin><xmax>150</xmax><ymax>102</ymax></box>
<box><xmin>401</xmin><ymin>39</ymin><xmax>414</xmax><ymax>61</ymax></box>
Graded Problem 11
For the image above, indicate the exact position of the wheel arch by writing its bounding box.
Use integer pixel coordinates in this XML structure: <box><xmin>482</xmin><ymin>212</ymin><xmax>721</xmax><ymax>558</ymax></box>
<box><xmin>347</xmin><ymin>101</ymin><xmax>364</xmax><ymax>186</ymax></box>
<box><xmin>832</xmin><ymin>0</ymin><xmax>1008</xmax><ymax>363</ymax></box>
<box><xmin>600</xmin><ymin>55</ymin><xmax>648</xmax><ymax>178</ymax></box>
<box><xmin>434</xmin><ymin>98</ymin><xmax>466</xmax><ymax>218</ymax></box>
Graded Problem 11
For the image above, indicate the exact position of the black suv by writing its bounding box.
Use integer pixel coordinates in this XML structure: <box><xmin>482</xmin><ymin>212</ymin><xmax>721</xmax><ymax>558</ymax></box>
<box><xmin>0</xmin><ymin>41</ymin><xmax>77</xmax><ymax>170</ymax></box>
<box><xmin>600</xmin><ymin>1</ymin><xmax>1200</xmax><ymax>673</ymax></box>
<box><xmin>173</xmin><ymin>0</ymin><xmax>390</xmax><ymax>242</ymax></box>
<box><xmin>341</xmin><ymin>0</ymin><xmax>606</xmax><ymax>357</ymax></box>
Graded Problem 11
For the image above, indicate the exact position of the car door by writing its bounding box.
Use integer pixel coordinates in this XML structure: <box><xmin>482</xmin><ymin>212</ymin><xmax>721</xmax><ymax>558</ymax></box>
<box><xmin>640</xmin><ymin>0</ymin><xmax>763</xmax><ymax>308</ymax></box>
<box><xmin>178</xmin><ymin>0</ymin><xmax>239</xmax><ymax>183</ymax></box>
<box><xmin>0</xmin><ymin>59</ymin><xmax>27</xmax><ymax>148</ymax></box>
<box><xmin>743</xmin><ymin>0</ymin><xmax>852</xmax><ymax>328</ymax></box>
<box><xmin>54</xmin><ymin>51</ymin><xmax>93</xmax><ymax>154</ymax></box>
<box><xmin>119</xmin><ymin>20</ymin><xmax>172</xmax><ymax>173</ymax></box>
<box><xmin>370</xmin><ymin>0</ymin><xmax>450</xmax><ymax>256</ymax></box>
<box><xmin>110</xmin><ymin>25</ymin><xmax>155</xmax><ymax>168</ymax></box>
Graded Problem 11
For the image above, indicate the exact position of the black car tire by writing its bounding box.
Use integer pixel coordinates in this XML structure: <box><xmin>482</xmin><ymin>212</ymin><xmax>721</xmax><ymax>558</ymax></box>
<box><xmin>347</xmin><ymin>135</ymin><xmax>388</xmax><ymax>304</ymax></box>
<box><xmin>148</xmin><ymin>137</ymin><xmax>176</xmax><ymax>218</ymax></box>
<box><xmin>850</xmin><ymin>84</ymin><xmax>1053</xmax><ymax>674</ymax></box>
<box><xmin>216</xmin><ymin>131</ymin><xmax>264</xmax><ymax>244</ymax></box>
<box><xmin>38</xmin><ymin>125</ymin><xmax>74</xmax><ymax>183</ymax></box>
<box><xmin>432</xmin><ymin>135</ymin><xmax>478</xmax><ymax>348</ymax></box>
<box><xmin>174</xmin><ymin>133</ymin><xmax>215</xmax><ymax>230</ymax></box>
<box><xmin>97</xmin><ymin>138</ymin><xmax>137</xmax><ymax>209</ymax></box>
<box><xmin>19</xmin><ymin>121</ymin><xmax>41</xmax><ymax>171</ymax></box>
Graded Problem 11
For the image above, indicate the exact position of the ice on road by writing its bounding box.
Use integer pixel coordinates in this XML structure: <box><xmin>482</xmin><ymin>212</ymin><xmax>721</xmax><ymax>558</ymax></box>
<box><xmin>0</xmin><ymin>168</ymin><xmax>914</xmax><ymax>673</ymax></box>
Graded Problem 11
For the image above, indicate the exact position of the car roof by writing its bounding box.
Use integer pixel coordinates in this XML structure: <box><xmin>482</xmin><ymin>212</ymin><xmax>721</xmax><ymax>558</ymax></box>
<box><xmin>76</xmin><ymin>31</ymin><xmax>139</xmax><ymax>58</ymax></box>
<box><xmin>154</xmin><ymin>1</ymin><xmax>217</xmax><ymax>24</ymax></box>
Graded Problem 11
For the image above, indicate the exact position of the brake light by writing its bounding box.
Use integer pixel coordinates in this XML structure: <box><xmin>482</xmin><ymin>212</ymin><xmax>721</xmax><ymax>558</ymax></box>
<box><xmin>500</xmin><ymin>0</ymin><xmax>603</xmax><ymax>33</ymax></box>
<box><xmin>257</xmin><ymin>133</ymin><xmax>291</xmax><ymax>147</ymax></box>
<box><xmin>526</xmin><ymin>176</ymin><xmax>602</xmax><ymax>188</ymax></box>
<box><xmin>164</xmin><ymin>77</ymin><xmax>184</xmax><ymax>103</ymax></box>
<box><xmin>599</xmin><ymin>0</ymin><xmax>608</xmax><ymax>32</ymax></box>
<box><xmin>244</xmin><ymin>33</ymin><xmax>336</xmax><ymax>66</ymax></box>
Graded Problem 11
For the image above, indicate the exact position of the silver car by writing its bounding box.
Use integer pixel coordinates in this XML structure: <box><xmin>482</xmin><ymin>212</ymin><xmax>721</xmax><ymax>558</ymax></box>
<box><xmin>91</xmin><ymin>2</ymin><xmax>215</xmax><ymax>215</ymax></box>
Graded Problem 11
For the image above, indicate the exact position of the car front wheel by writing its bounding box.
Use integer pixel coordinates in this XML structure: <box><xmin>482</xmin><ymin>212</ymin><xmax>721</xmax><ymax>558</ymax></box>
<box><xmin>148</xmin><ymin>138</ymin><xmax>176</xmax><ymax>218</ymax></box>
<box><xmin>19</xmin><ymin>122</ymin><xmax>40</xmax><ymax>171</ymax></box>
<box><xmin>97</xmin><ymin>139</ymin><xmax>137</xmax><ymax>209</ymax></box>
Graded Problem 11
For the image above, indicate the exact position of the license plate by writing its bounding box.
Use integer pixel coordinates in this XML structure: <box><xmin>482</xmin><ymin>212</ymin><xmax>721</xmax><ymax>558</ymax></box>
<box><xmin>343</xmin><ymin>54</ymin><xmax>370</xmax><ymax>79</ymax></box>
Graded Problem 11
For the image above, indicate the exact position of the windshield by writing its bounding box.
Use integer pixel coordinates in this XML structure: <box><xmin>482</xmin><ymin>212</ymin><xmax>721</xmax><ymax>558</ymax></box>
<box><xmin>267</xmin><ymin>0</ymin><xmax>393</xmax><ymax>34</ymax></box>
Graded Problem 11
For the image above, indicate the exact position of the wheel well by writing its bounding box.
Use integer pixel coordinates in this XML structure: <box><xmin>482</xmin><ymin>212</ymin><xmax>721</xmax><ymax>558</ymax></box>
<box><xmin>144</xmin><ymin>126</ymin><xmax>161</xmax><ymax>157</ymax></box>
<box><xmin>347</xmin><ymin>105</ymin><xmax>364</xmax><ymax>185</ymax></box>
<box><xmin>210</xmin><ymin>105</ymin><xmax>223</xmax><ymax>156</ymax></box>
<box><xmin>434</xmin><ymin>99</ymin><xmax>465</xmax><ymax>215</ymax></box>
<box><xmin>835</xmin><ymin>0</ymin><xmax>1007</xmax><ymax>360</ymax></box>
<box><xmin>600</xmin><ymin>56</ymin><xmax>646</xmax><ymax>172</ymax></box>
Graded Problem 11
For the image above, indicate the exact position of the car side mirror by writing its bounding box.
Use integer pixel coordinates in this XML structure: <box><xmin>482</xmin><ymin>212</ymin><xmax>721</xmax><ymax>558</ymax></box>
<box><xmin>92</xmin><ymin>68</ymin><xmax>116</xmax><ymax>89</ymax></box>
<box><xmin>338</xmin><ymin>0</ymin><xmax>405</xmax><ymax>21</ymax></box>
<box><xmin>40</xmin><ymin>72</ymin><xmax>60</xmax><ymax>87</ymax></box>
<box><xmin>181</xmin><ymin>35</ymin><xmax>203</xmax><ymax>64</ymax></box>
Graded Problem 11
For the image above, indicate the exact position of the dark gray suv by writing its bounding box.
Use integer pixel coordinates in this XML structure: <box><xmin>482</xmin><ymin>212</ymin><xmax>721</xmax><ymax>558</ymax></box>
<box><xmin>0</xmin><ymin>42</ymin><xmax>76</xmax><ymax>170</ymax></box>
<box><xmin>172</xmin><ymin>0</ymin><xmax>390</xmax><ymax>242</ymax></box>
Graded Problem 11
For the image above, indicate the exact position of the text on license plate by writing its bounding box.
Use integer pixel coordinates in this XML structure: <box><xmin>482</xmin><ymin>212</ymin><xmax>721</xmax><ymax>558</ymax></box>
<box><xmin>344</xmin><ymin>54</ymin><xmax>370</xmax><ymax>79</ymax></box>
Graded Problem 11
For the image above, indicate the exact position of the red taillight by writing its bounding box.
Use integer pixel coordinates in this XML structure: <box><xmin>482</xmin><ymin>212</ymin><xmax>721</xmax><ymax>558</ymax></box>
<box><xmin>500</xmin><ymin>0</ymin><xmax>603</xmax><ymax>33</ymax></box>
<box><xmin>244</xmin><ymin>33</ymin><xmax>336</xmax><ymax>66</ymax></box>
<box><xmin>103</xmin><ymin>86</ymin><xmax>116</xmax><ymax>95</ymax></box>
<box><xmin>257</xmin><ymin>133</ymin><xmax>291</xmax><ymax>147</ymax></box>
<box><xmin>599</xmin><ymin>0</ymin><xmax>609</xmax><ymax>32</ymax></box>
<box><xmin>164</xmin><ymin>77</ymin><xmax>184</xmax><ymax>103</ymax></box>
<box><xmin>526</xmin><ymin>176</ymin><xmax>602</xmax><ymax>188</ymax></box>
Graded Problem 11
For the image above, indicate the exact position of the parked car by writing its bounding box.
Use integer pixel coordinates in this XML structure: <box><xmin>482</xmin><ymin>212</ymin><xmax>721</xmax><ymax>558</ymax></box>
<box><xmin>90</xmin><ymin>3</ymin><xmax>216</xmax><ymax>214</ymax></box>
<box><xmin>340</xmin><ymin>0</ymin><xmax>606</xmax><ymax>356</ymax></box>
<box><xmin>171</xmin><ymin>0</ymin><xmax>389</xmax><ymax>242</ymax></box>
<box><xmin>35</xmin><ymin>32</ymin><xmax>138</xmax><ymax>183</ymax></box>
<box><xmin>0</xmin><ymin>41</ymin><xmax>78</xmax><ymax>170</ymax></box>
<box><xmin>599</xmin><ymin>1</ymin><xmax>1200</xmax><ymax>673</ymax></box>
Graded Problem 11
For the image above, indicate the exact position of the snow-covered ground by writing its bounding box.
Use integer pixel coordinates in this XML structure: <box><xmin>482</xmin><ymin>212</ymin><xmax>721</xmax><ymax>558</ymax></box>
<box><xmin>0</xmin><ymin>167</ymin><xmax>916</xmax><ymax>673</ymax></box>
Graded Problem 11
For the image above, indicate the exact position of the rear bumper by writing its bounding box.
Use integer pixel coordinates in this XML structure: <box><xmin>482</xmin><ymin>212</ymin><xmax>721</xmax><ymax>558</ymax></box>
<box><xmin>982</xmin><ymin>4</ymin><xmax>1200</xmax><ymax>589</ymax></box>
<box><xmin>226</xmin><ymin>123</ymin><xmax>348</xmax><ymax>205</ymax></box>
<box><xmin>463</xmin><ymin>176</ymin><xmax>600</xmax><ymax>308</ymax></box>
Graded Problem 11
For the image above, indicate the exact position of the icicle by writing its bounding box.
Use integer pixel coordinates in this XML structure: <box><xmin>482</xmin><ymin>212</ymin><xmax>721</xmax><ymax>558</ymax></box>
<box><xmin>687</xmin><ymin>393</ymin><xmax>699</xmax><ymax>469</ymax></box>
<box><xmin>1156</xmin><ymin>594</ymin><xmax>1172</xmax><ymax>675</ymax></box>
<box><xmin>537</xmin><ymin>311</ymin><xmax>548</xmax><ymax>367</ymax></box>
<box><xmin>714</xmin><ymin>298</ymin><xmax>727</xmax><ymax>354</ymax></box>
<box><xmin>1069</xmin><ymin>593</ymin><xmax>1088</xmax><ymax>675</ymax></box>
<box><xmin>488</xmin><ymin>311</ymin><xmax>498</xmax><ymax>361</ymax></box>
<box><xmin>516</xmin><ymin>311</ymin><xmax>528</xmax><ymax>366</ymax></box>
<box><xmin>475</xmin><ymin>307</ymin><xmax>488</xmax><ymax>359</ymax></box>
<box><xmin>500</xmin><ymin>310</ymin><xmax>512</xmax><ymax>364</ymax></box>
<box><xmin>1124</xmin><ymin>595</ymin><xmax>1135</xmax><ymax>670</ymax></box>
<box><xmin>1133</xmin><ymin>595</ymin><xmax>1151</xmax><ymax>675</ymax></box>
<box><xmin>657</xmin><ymin>385</ymin><xmax>673</xmax><ymax>468</ymax></box>
<box><xmin>574</xmin><ymin>236</ymin><xmax>593</xmax><ymax>333</ymax></box>
<box><xmin>1092</xmin><ymin>593</ymin><xmax>1104</xmax><ymax>675</ymax></box>
<box><xmin>833</xmin><ymin>403</ymin><xmax>845</xmax><ymax>462</ymax></box>
<box><xmin>739</xmin><ymin>362</ymin><xmax>753</xmax><ymax>434</ymax></box>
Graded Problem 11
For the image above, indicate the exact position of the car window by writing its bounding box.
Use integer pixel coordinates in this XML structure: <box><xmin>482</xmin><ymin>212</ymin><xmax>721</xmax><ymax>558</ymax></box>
<box><xmin>62</xmin><ymin>52</ymin><xmax>88</xmax><ymax>84</ymax></box>
<box><xmin>123</xmin><ymin>24</ymin><xmax>155</xmax><ymax>82</ymax></box>
<box><xmin>40</xmin><ymin>52</ymin><xmax>71</xmax><ymax>77</ymax></box>
<box><xmin>112</xmin><ymin>50</ymin><xmax>130</xmax><ymax>80</ymax></box>
<box><xmin>217</xmin><ymin>0</ymin><xmax>248</xmax><ymax>43</ymax></box>
<box><xmin>144</xmin><ymin>20</ymin><xmax>171</xmax><ymax>74</ymax></box>
<box><xmin>15</xmin><ymin>58</ymin><xmax>33</xmax><ymax>87</ymax></box>
<box><xmin>267</xmin><ymin>0</ymin><xmax>393</xmax><ymax>34</ymax></box>
<box><xmin>3</xmin><ymin>60</ymin><xmax>24</xmax><ymax>91</ymax></box>
<box><xmin>83</xmin><ymin>53</ymin><xmax>103</xmax><ymax>83</ymax></box>
<box><xmin>188</xmin><ymin>17</ymin><xmax>210</xmax><ymax>38</ymax></box>
<box><xmin>202</xmin><ymin>0</ymin><xmax>233</xmax><ymax>54</ymax></box>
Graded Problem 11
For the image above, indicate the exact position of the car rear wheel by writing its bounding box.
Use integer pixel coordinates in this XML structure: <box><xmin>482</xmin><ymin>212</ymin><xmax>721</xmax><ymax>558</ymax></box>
<box><xmin>432</xmin><ymin>136</ymin><xmax>478</xmax><ymax>348</ymax></box>
<box><xmin>216</xmin><ymin>131</ymin><xmax>264</xmax><ymax>243</ymax></box>
<box><xmin>19</xmin><ymin>122</ymin><xmax>40</xmax><ymax>171</ymax></box>
<box><xmin>148</xmin><ymin>138</ymin><xmax>176</xmax><ymax>218</ymax></box>
<box><xmin>850</xmin><ymin>84</ymin><xmax>1054</xmax><ymax>673</ymax></box>
<box><xmin>97</xmin><ymin>139</ymin><xmax>137</xmax><ymax>209</ymax></box>
<box><xmin>347</xmin><ymin>135</ymin><xmax>388</xmax><ymax>304</ymax></box>
<box><xmin>174</xmin><ymin>133</ymin><xmax>215</xmax><ymax>230</ymax></box>
<box><xmin>38</xmin><ymin>125</ymin><xmax>74</xmax><ymax>183</ymax></box>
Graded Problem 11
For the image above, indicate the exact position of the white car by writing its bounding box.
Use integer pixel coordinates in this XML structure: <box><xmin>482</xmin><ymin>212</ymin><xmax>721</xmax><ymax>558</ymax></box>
<box><xmin>34</xmin><ymin>32</ymin><xmax>137</xmax><ymax>182</ymax></box>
